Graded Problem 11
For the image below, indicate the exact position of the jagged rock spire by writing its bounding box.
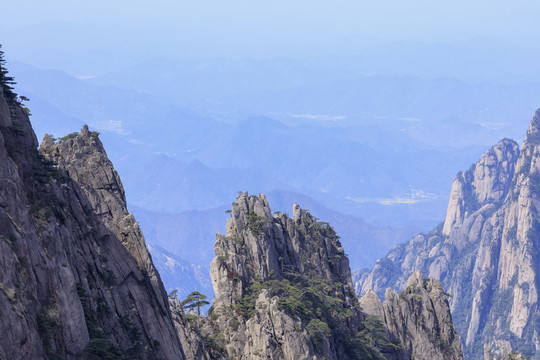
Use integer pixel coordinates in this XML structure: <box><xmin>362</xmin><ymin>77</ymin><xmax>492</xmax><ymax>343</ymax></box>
<box><xmin>523</xmin><ymin>108</ymin><xmax>540</xmax><ymax>146</ymax></box>
<box><xmin>208</xmin><ymin>193</ymin><xmax>367</xmax><ymax>359</ymax></box>
<box><xmin>442</xmin><ymin>138</ymin><xmax>519</xmax><ymax>235</ymax></box>
<box><xmin>360</xmin><ymin>271</ymin><xmax>463</xmax><ymax>360</ymax></box>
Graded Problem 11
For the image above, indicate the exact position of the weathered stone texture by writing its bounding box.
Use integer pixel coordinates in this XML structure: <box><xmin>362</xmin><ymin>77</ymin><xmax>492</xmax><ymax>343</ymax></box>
<box><xmin>0</xmin><ymin>84</ymin><xmax>184</xmax><ymax>359</ymax></box>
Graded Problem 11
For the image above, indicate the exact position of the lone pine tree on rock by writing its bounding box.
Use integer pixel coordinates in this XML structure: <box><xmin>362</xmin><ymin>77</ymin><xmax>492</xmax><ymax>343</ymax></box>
<box><xmin>181</xmin><ymin>291</ymin><xmax>210</xmax><ymax>316</ymax></box>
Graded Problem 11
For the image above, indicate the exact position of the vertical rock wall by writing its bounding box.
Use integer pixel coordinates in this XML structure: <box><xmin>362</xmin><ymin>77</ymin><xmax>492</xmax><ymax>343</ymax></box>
<box><xmin>0</xmin><ymin>82</ymin><xmax>185</xmax><ymax>359</ymax></box>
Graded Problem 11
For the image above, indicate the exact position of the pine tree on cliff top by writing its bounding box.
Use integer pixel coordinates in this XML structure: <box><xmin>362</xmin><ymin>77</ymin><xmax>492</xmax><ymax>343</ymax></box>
<box><xmin>0</xmin><ymin>44</ymin><xmax>19</xmax><ymax>104</ymax></box>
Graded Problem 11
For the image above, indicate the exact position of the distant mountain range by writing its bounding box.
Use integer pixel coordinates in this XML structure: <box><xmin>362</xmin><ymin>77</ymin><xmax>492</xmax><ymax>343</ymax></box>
<box><xmin>11</xmin><ymin>61</ymin><xmax>506</xmax><ymax>226</ymax></box>
<box><xmin>6</xmin><ymin>56</ymin><xmax>539</xmax><ymax>296</ymax></box>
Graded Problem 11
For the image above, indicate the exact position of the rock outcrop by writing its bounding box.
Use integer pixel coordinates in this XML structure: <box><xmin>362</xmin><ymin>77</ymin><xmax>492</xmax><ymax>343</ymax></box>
<box><xmin>202</xmin><ymin>192</ymin><xmax>463</xmax><ymax>360</ymax></box>
<box><xmin>0</xmin><ymin>72</ymin><xmax>184</xmax><ymax>358</ymax></box>
<box><xmin>484</xmin><ymin>346</ymin><xmax>530</xmax><ymax>360</ymax></box>
<box><xmin>442</xmin><ymin>138</ymin><xmax>520</xmax><ymax>235</ymax></box>
<box><xmin>170</xmin><ymin>299</ymin><xmax>211</xmax><ymax>360</ymax></box>
<box><xmin>205</xmin><ymin>192</ymin><xmax>366</xmax><ymax>359</ymax></box>
<box><xmin>360</xmin><ymin>271</ymin><xmax>463</xmax><ymax>360</ymax></box>
<box><xmin>355</xmin><ymin>109</ymin><xmax>540</xmax><ymax>359</ymax></box>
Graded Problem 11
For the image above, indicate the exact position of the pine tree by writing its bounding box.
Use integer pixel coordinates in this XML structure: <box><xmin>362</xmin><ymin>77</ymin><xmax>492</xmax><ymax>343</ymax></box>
<box><xmin>0</xmin><ymin>44</ymin><xmax>19</xmax><ymax>103</ymax></box>
<box><xmin>181</xmin><ymin>291</ymin><xmax>210</xmax><ymax>316</ymax></box>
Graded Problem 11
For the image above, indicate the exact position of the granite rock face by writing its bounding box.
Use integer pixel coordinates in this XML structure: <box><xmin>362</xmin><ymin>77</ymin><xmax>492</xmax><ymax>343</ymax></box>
<box><xmin>355</xmin><ymin>109</ymin><xmax>540</xmax><ymax>359</ymax></box>
<box><xmin>203</xmin><ymin>192</ymin><xmax>463</xmax><ymax>360</ymax></box>
<box><xmin>210</xmin><ymin>194</ymin><xmax>355</xmax><ymax>310</ymax></box>
<box><xmin>169</xmin><ymin>299</ymin><xmax>211</xmax><ymax>360</ymax></box>
<box><xmin>442</xmin><ymin>138</ymin><xmax>520</xmax><ymax>235</ymax></box>
<box><xmin>206</xmin><ymin>192</ymin><xmax>362</xmax><ymax>359</ymax></box>
<box><xmin>360</xmin><ymin>271</ymin><xmax>463</xmax><ymax>360</ymax></box>
<box><xmin>0</xmin><ymin>82</ymin><xmax>184</xmax><ymax>359</ymax></box>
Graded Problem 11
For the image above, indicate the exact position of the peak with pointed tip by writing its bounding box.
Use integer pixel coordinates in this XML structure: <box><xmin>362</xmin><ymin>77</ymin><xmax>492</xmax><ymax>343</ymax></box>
<box><xmin>524</xmin><ymin>108</ymin><xmax>540</xmax><ymax>146</ymax></box>
<box><xmin>406</xmin><ymin>270</ymin><xmax>424</xmax><ymax>288</ymax></box>
<box><xmin>442</xmin><ymin>137</ymin><xmax>519</xmax><ymax>235</ymax></box>
<box><xmin>208</xmin><ymin>192</ymin><xmax>370</xmax><ymax>359</ymax></box>
<box><xmin>359</xmin><ymin>289</ymin><xmax>384</xmax><ymax>319</ymax></box>
<box><xmin>212</xmin><ymin>192</ymin><xmax>353</xmax><ymax>309</ymax></box>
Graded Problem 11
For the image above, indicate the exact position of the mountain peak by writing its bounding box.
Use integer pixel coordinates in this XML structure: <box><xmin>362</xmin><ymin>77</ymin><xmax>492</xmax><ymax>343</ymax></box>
<box><xmin>406</xmin><ymin>270</ymin><xmax>424</xmax><ymax>288</ymax></box>
<box><xmin>211</xmin><ymin>192</ymin><xmax>353</xmax><ymax>310</ymax></box>
<box><xmin>360</xmin><ymin>272</ymin><xmax>463</xmax><ymax>360</ymax></box>
<box><xmin>524</xmin><ymin>108</ymin><xmax>540</xmax><ymax>146</ymax></box>
<box><xmin>208</xmin><ymin>193</ymin><xmax>368</xmax><ymax>358</ymax></box>
<box><xmin>442</xmin><ymin>137</ymin><xmax>519</xmax><ymax>235</ymax></box>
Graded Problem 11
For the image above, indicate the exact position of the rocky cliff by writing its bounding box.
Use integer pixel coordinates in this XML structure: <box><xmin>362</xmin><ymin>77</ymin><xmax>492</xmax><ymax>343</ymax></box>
<box><xmin>205</xmin><ymin>193</ymin><xmax>366</xmax><ymax>359</ymax></box>
<box><xmin>359</xmin><ymin>271</ymin><xmax>463</xmax><ymax>360</ymax></box>
<box><xmin>199</xmin><ymin>192</ymin><xmax>463</xmax><ymax>360</ymax></box>
<box><xmin>0</xmin><ymin>73</ymin><xmax>184</xmax><ymax>358</ymax></box>
<box><xmin>355</xmin><ymin>109</ymin><xmax>540</xmax><ymax>359</ymax></box>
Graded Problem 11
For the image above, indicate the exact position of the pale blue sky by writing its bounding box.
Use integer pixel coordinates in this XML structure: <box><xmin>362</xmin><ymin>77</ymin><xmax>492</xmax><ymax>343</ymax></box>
<box><xmin>3</xmin><ymin>0</ymin><xmax>540</xmax><ymax>45</ymax></box>
<box><xmin>2</xmin><ymin>0</ymin><xmax>540</xmax><ymax>77</ymax></box>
